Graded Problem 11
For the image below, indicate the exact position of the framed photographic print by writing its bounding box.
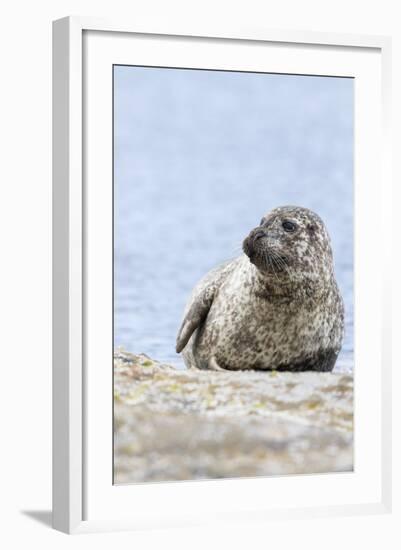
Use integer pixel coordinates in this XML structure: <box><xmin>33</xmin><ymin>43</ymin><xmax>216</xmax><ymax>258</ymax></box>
<box><xmin>52</xmin><ymin>17</ymin><xmax>392</xmax><ymax>533</ymax></box>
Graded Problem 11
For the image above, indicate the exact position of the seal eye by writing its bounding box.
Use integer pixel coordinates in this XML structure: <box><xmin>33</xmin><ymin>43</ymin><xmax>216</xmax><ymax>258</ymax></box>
<box><xmin>282</xmin><ymin>220</ymin><xmax>297</xmax><ymax>232</ymax></box>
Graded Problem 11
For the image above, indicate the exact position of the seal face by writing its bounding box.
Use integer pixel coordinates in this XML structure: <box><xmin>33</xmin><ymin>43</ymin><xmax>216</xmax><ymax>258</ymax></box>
<box><xmin>176</xmin><ymin>206</ymin><xmax>344</xmax><ymax>372</ymax></box>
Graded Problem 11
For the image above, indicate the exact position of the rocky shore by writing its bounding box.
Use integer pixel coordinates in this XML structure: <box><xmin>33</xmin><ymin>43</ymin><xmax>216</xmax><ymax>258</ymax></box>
<box><xmin>114</xmin><ymin>350</ymin><xmax>353</xmax><ymax>484</ymax></box>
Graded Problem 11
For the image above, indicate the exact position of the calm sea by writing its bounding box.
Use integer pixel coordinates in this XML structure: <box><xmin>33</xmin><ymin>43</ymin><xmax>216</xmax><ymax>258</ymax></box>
<box><xmin>113</xmin><ymin>67</ymin><xmax>354</xmax><ymax>373</ymax></box>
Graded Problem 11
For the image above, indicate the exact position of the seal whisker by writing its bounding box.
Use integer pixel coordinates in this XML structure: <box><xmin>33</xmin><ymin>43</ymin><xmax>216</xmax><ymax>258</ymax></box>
<box><xmin>268</xmin><ymin>252</ymin><xmax>280</xmax><ymax>282</ymax></box>
<box><xmin>269</xmin><ymin>249</ymin><xmax>288</xmax><ymax>276</ymax></box>
<box><xmin>272</xmin><ymin>251</ymin><xmax>294</xmax><ymax>280</ymax></box>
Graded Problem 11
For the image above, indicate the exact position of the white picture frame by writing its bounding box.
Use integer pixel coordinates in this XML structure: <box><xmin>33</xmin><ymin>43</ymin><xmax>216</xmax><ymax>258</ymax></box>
<box><xmin>52</xmin><ymin>16</ymin><xmax>392</xmax><ymax>534</ymax></box>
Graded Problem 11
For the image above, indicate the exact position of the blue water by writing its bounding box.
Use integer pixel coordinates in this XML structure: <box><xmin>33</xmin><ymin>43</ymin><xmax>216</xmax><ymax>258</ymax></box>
<box><xmin>114</xmin><ymin>67</ymin><xmax>354</xmax><ymax>373</ymax></box>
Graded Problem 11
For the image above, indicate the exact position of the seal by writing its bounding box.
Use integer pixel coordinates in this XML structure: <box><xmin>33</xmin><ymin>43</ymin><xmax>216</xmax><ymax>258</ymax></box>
<box><xmin>176</xmin><ymin>206</ymin><xmax>344</xmax><ymax>372</ymax></box>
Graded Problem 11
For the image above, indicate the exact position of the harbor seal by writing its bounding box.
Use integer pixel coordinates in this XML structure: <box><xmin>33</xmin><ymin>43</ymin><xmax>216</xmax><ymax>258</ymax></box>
<box><xmin>176</xmin><ymin>205</ymin><xmax>344</xmax><ymax>372</ymax></box>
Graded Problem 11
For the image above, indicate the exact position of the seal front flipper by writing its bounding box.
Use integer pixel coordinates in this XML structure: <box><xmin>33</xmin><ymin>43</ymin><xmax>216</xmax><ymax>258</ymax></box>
<box><xmin>208</xmin><ymin>356</ymin><xmax>226</xmax><ymax>371</ymax></box>
<box><xmin>175</xmin><ymin>286</ymin><xmax>215</xmax><ymax>353</ymax></box>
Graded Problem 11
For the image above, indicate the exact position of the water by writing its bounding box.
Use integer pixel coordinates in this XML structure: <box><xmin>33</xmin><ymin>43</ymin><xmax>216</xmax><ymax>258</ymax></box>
<box><xmin>114</xmin><ymin>67</ymin><xmax>354</xmax><ymax>373</ymax></box>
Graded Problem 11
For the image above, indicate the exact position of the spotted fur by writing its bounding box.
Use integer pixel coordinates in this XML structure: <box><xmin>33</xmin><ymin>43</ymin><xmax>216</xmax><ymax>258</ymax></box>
<box><xmin>176</xmin><ymin>206</ymin><xmax>344</xmax><ymax>372</ymax></box>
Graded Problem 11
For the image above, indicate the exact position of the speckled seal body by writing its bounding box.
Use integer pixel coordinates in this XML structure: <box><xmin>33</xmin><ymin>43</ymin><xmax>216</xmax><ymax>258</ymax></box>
<box><xmin>176</xmin><ymin>206</ymin><xmax>344</xmax><ymax>372</ymax></box>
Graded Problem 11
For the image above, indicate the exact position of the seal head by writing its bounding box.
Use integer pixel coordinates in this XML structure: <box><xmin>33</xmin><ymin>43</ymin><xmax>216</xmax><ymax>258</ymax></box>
<box><xmin>242</xmin><ymin>206</ymin><xmax>334</xmax><ymax>293</ymax></box>
<box><xmin>176</xmin><ymin>206</ymin><xmax>344</xmax><ymax>372</ymax></box>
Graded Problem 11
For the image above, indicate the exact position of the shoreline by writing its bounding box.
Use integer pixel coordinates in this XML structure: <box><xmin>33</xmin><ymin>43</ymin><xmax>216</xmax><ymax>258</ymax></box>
<box><xmin>114</xmin><ymin>349</ymin><xmax>353</xmax><ymax>484</ymax></box>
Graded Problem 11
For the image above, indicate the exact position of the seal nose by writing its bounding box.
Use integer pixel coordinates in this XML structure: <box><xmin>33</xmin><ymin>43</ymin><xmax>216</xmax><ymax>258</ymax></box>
<box><xmin>253</xmin><ymin>229</ymin><xmax>266</xmax><ymax>242</ymax></box>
